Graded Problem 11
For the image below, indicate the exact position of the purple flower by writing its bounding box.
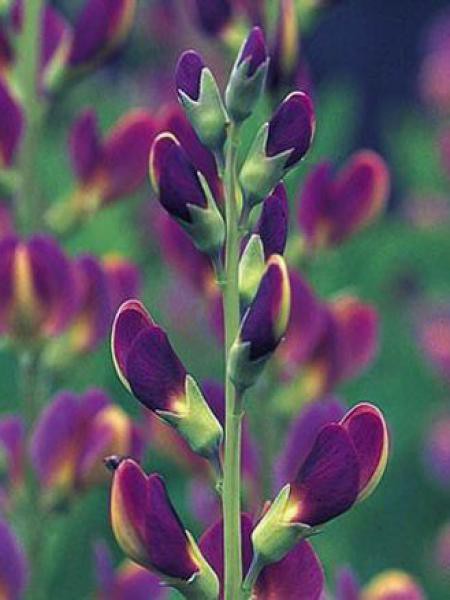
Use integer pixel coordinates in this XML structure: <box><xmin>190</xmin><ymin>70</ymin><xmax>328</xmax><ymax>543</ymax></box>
<box><xmin>416</xmin><ymin>304</ymin><xmax>450</xmax><ymax>381</ymax></box>
<box><xmin>238</xmin><ymin>27</ymin><xmax>267</xmax><ymax>77</ymax></box>
<box><xmin>176</xmin><ymin>50</ymin><xmax>204</xmax><ymax>103</ymax></box>
<box><xmin>361</xmin><ymin>570</ymin><xmax>425</xmax><ymax>599</ymax></box>
<box><xmin>102</xmin><ymin>254</ymin><xmax>141</xmax><ymax>314</ymax></box>
<box><xmin>267</xmin><ymin>0</ymin><xmax>300</xmax><ymax>95</ymax></box>
<box><xmin>0</xmin><ymin>415</ymin><xmax>24</xmax><ymax>509</ymax></box>
<box><xmin>108</xmin><ymin>458</ymin><xmax>219</xmax><ymax>595</ymax></box>
<box><xmin>199</xmin><ymin>514</ymin><xmax>324</xmax><ymax>599</ymax></box>
<box><xmin>30</xmin><ymin>389</ymin><xmax>143</xmax><ymax>504</ymax></box>
<box><xmin>68</xmin><ymin>0</ymin><xmax>136</xmax><ymax>69</ymax></box>
<box><xmin>0</xmin><ymin>235</ymin><xmax>76</xmax><ymax>341</ymax></box>
<box><xmin>335</xmin><ymin>566</ymin><xmax>360</xmax><ymax>600</ymax></box>
<box><xmin>298</xmin><ymin>150</ymin><xmax>390</xmax><ymax>249</ymax></box>
<box><xmin>424</xmin><ymin>412</ymin><xmax>450</xmax><ymax>488</ymax></box>
<box><xmin>0</xmin><ymin>519</ymin><xmax>27</xmax><ymax>600</ymax></box>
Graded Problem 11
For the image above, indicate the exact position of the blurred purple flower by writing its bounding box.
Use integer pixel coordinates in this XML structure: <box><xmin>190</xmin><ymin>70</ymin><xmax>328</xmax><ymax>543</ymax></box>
<box><xmin>0</xmin><ymin>77</ymin><xmax>23</xmax><ymax>168</ymax></box>
<box><xmin>416</xmin><ymin>304</ymin><xmax>450</xmax><ymax>381</ymax></box>
<box><xmin>30</xmin><ymin>389</ymin><xmax>143</xmax><ymax>505</ymax></box>
<box><xmin>0</xmin><ymin>415</ymin><xmax>24</xmax><ymax>510</ymax></box>
<box><xmin>298</xmin><ymin>150</ymin><xmax>390</xmax><ymax>250</ymax></box>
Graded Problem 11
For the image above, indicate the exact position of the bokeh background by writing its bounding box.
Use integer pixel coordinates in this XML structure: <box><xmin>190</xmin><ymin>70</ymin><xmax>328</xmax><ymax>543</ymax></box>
<box><xmin>2</xmin><ymin>0</ymin><xmax>450</xmax><ymax>598</ymax></box>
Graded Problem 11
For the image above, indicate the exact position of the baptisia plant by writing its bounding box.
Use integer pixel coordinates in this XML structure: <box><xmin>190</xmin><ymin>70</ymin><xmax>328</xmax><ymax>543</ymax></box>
<box><xmin>107</xmin><ymin>26</ymin><xmax>389</xmax><ymax>600</ymax></box>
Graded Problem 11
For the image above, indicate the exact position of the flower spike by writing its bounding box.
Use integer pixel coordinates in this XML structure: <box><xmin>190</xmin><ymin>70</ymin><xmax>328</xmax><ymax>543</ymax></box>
<box><xmin>112</xmin><ymin>300</ymin><xmax>223</xmax><ymax>458</ymax></box>
<box><xmin>176</xmin><ymin>50</ymin><xmax>228</xmax><ymax>151</ymax></box>
<box><xmin>240</xmin><ymin>91</ymin><xmax>315</xmax><ymax>208</ymax></box>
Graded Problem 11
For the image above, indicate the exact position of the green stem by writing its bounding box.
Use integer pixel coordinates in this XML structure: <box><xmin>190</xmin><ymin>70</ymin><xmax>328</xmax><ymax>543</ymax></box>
<box><xmin>222</xmin><ymin>122</ymin><xmax>243</xmax><ymax>600</ymax></box>
<box><xmin>241</xmin><ymin>553</ymin><xmax>265</xmax><ymax>598</ymax></box>
<box><xmin>15</xmin><ymin>0</ymin><xmax>45</xmax><ymax>235</ymax></box>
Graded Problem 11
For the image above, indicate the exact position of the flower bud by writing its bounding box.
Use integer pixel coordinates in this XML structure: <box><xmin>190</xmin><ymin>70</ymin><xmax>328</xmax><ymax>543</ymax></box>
<box><xmin>238</xmin><ymin>234</ymin><xmax>265</xmax><ymax>306</ymax></box>
<box><xmin>298</xmin><ymin>151</ymin><xmax>390</xmax><ymax>249</ymax></box>
<box><xmin>150</xmin><ymin>132</ymin><xmax>225</xmax><ymax>256</ymax></box>
<box><xmin>254</xmin><ymin>182</ymin><xmax>289</xmax><ymax>259</ymax></box>
<box><xmin>225</xmin><ymin>27</ymin><xmax>269</xmax><ymax>123</ymax></box>
<box><xmin>240</xmin><ymin>92</ymin><xmax>315</xmax><ymax>207</ymax></box>
<box><xmin>109</xmin><ymin>458</ymin><xmax>219</xmax><ymax>599</ymax></box>
<box><xmin>176</xmin><ymin>50</ymin><xmax>228</xmax><ymax>151</ymax></box>
<box><xmin>229</xmin><ymin>254</ymin><xmax>290</xmax><ymax>391</ymax></box>
<box><xmin>112</xmin><ymin>300</ymin><xmax>223</xmax><ymax>458</ymax></box>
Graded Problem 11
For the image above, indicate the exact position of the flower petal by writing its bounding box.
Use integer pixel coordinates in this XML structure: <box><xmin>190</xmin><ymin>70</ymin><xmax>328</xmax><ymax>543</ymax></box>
<box><xmin>255</xmin><ymin>183</ymin><xmax>289</xmax><ymax>259</ymax></box>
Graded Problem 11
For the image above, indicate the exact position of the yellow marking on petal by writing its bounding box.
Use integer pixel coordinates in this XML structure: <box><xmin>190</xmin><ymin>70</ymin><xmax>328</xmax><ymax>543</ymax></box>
<box><xmin>108</xmin><ymin>0</ymin><xmax>136</xmax><ymax>49</ymax></box>
<box><xmin>12</xmin><ymin>244</ymin><xmax>45</xmax><ymax>337</ymax></box>
<box><xmin>361</xmin><ymin>570</ymin><xmax>423</xmax><ymax>600</ymax></box>
<box><xmin>299</xmin><ymin>362</ymin><xmax>327</xmax><ymax>402</ymax></box>
<box><xmin>280</xmin><ymin>0</ymin><xmax>299</xmax><ymax>76</ymax></box>
<box><xmin>267</xmin><ymin>255</ymin><xmax>291</xmax><ymax>341</ymax></box>
<box><xmin>69</xmin><ymin>314</ymin><xmax>93</xmax><ymax>354</ymax></box>
<box><xmin>283</xmin><ymin>497</ymin><xmax>301</xmax><ymax>523</ymax></box>
<box><xmin>170</xmin><ymin>393</ymin><xmax>189</xmax><ymax>417</ymax></box>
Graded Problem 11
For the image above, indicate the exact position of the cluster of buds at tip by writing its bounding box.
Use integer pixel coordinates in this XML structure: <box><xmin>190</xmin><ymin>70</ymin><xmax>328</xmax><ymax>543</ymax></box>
<box><xmin>150</xmin><ymin>132</ymin><xmax>225</xmax><ymax>257</ymax></box>
<box><xmin>240</xmin><ymin>91</ymin><xmax>315</xmax><ymax>208</ymax></box>
<box><xmin>111</xmin><ymin>299</ymin><xmax>223</xmax><ymax>458</ymax></box>
<box><xmin>225</xmin><ymin>26</ymin><xmax>269</xmax><ymax>123</ymax></box>
<box><xmin>251</xmin><ymin>403</ymin><xmax>388</xmax><ymax>565</ymax></box>
<box><xmin>229</xmin><ymin>254</ymin><xmax>291</xmax><ymax>392</ymax></box>
<box><xmin>108</xmin><ymin>457</ymin><xmax>219</xmax><ymax>599</ymax></box>
<box><xmin>298</xmin><ymin>150</ymin><xmax>390</xmax><ymax>249</ymax></box>
<box><xmin>175</xmin><ymin>50</ymin><xmax>228</xmax><ymax>151</ymax></box>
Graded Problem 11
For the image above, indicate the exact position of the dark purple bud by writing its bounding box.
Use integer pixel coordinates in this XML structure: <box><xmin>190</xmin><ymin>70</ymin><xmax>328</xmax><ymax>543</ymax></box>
<box><xmin>0</xmin><ymin>519</ymin><xmax>27</xmax><ymax>600</ymax></box>
<box><xmin>267</xmin><ymin>91</ymin><xmax>315</xmax><ymax>168</ymax></box>
<box><xmin>255</xmin><ymin>183</ymin><xmax>289</xmax><ymax>258</ymax></box>
<box><xmin>176</xmin><ymin>50</ymin><xmax>205</xmax><ymax>102</ymax></box>
<box><xmin>238</xmin><ymin>26</ymin><xmax>267</xmax><ymax>77</ymax></box>
<box><xmin>150</xmin><ymin>133</ymin><xmax>208</xmax><ymax>223</ymax></box>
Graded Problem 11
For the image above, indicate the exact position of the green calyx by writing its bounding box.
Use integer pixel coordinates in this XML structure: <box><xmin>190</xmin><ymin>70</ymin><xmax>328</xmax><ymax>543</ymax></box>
<box><xmin>180</xmin><ymin>172</ymin><xmax>225</xmax><ymax>256</ymax></box>
<box><xmin>251</xmin><ymin>484</ymin><xmax>314</xmax><ymax>565</ymax></box>
<box><xmin>225</xmin><ymin>53</ymin><xmax>269</xmax><ymax>123</ymax></box>
<box><xmin>238</xmin><ymin>234</ymin><xmax>265</xmax><ymax>306</ymax></box>
<box><xmin>227</xmin><ymin>338</ymin><xmax>269</xmax><ymax>393</ymax></box>
<box><xmin>156</xmin><ymin>375</ymin><xmax>223</xmax><ymax>459</ymax></box>
<box><xmin>178</xmin><ymin>67</ymin><xmax>229</xmax><ymax>152</ymax></box>
<box><xmin>239</xmin><ymin>123</ymin><xmax>292</xmax><ymax>208</ymax></box>
<box><xmin>166</xmin><ymin>531</ymin><xmax>219</xmax><ymax>600</ymax></box>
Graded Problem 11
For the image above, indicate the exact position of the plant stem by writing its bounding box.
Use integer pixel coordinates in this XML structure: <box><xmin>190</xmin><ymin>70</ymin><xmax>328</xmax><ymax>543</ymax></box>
<box><xmin>222</xmin><ymin>122</ymin><xmax>243</xmax><ymax>600</ymax></box>
<box><xmin>15</xmin><ymin>0</ymin><xmax>44</xmax><ymax>235</ymax></box>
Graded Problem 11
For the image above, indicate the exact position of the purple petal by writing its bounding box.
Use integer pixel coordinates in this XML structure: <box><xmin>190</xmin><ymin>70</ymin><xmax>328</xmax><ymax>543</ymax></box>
<box><xmin>70</xmin><ymin>255</ymin><xmax>111</xmax><ymax>352</ymax></box>
<box><xmin>341</xmin><ymin>403</ymin><xmax>389</xmax><ymax>500</ymax></box>
<box><xmin>275</xmin><ymin>397</ymin><xmax>346</xmax><ymax>488</ymax></box>
<box><xmin>69</xmin><ymin>109</ymin><xmax>102</xmax><ymax>183</ymax></box>
<box><xmin>424</xmin><ymin>413</ymin><xmax>450</xmax><ymax>487</ymax></box>
<box><xmin>0</xmin><ymin>236</ymin><xmax>17</xmax><ymax>334</ymax></box>
<box><xmin>241</xmin><ymin>255</ymin><xmax>290</xmax><ymax>360</ymax></box>
<box><xmin>199</xmin><ymin>514</ymin><xmax>254</xmax><ymax>599</ymax></box>
<box><xmin>332</xmin><ymin>297</ymin><xmax>379</xmax><ymax>382</ymax></box>
<box><xmin>30</xmin><ymin>392</ymin><xmax>81</xmax><ymax>488</ymax></box>
<box><xmin>238</xmin><ymin>27</ymin><xmax>267</xmax><ymax>77</ymax></box>
<box><xmin>0</xmin><ymin>415</ymin><xmax>24</xmax><ymax>487</ymax></box>
<box><xmin>254</xmin><ymin>540</ymin><xmax>324</xmax><ymax>600</ymax></box>
<box><xmin>192</xmin><ymin>0</ymin><xmax>232</xmax><ymax>36</ymax></box>
<box><xmin>151</xmin><ymin>133</ymin><xmax>207</xmax><ymax>222</ymax></box>
<box><xmin>254</xmin><ymin>183</ymin><xmax>289</xmax><ymax>259</ymax></box>
<box><xmin>0</xmin><ymin>78</ymin><xmax>22</xmax><ymax>167</ymax></box>
<box><xmin>116</xmin><ymin>561</ymin><xmax>166</xmax><ymax>599</ymax></box>
<box><xmin>125</xmin><ymin>326</ymin><xmax>187</xmax><ymax>412</ymax></box>
<box><xmin>0</xmin><ymin>519</ymin><xmax>27</xmax><ymax>600</ymax></box>
<box><xmin>93</xmin><ymin>540</ymin><xmax>116</xmax><ymax>597</ymax></box>
<box><xmin>278</xmin><ymin>271</ymin><xmax>326</xmax><ymax>376</ymax></box>
<box><xmin>291</xmin><ymin>423</ymin><xmax>360</xmax><ymax>526</ymax></box>
<box><xmin>335</xmin><ymin>566</ymin><xmax>361</xmax><ymax>600</ymax></box>
<box><xmin>267</xmin><ymin>0</ymin><xmax>299</xmax><ymax>93</ymax></box>
<box><xmin>161</xmin><ymin>105</ymin><xmax>223</xmax><ymax>202</ymax></box>
<box><xmin>102</xmin><ymin>110</ymin><xmax>156</xmax><ymax>202</ymax></box>
<box><xmin>112</xmin><ymin>299</ymin><xmax>154</xmax><ymax>384</ymax></box>
<box><xmin>41</xmin><ymin>6</ymin><xmax>70</xmax><ymax>74</ymax></box>
<box><xmin>267</xmin><ymin>91</ymin><xmax>315</xmax><ymax>168</ymax></box>
<box><xmin>361</xmin><ymin>570</ymin><xmax>425</xmax><ymax>599</ymax></box>
<box><xmin>146</xmin><ymin>474</ymin><xmax>198</xmax><ymax>579</ymax></box>
<box><xmin>176</xmin><ymin>50</ymin><xmax>205</xmax><ymax>101</ymax></box>
<box><xmin>298</xmin><ymin>161</ymin><xmax>334</xmax><ymax>248</ymax></box>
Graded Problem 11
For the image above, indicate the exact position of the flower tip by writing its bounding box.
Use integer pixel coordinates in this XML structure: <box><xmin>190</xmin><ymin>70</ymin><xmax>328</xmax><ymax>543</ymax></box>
<box><xmin>240</xmin><ymin>26</ymin><xmax>268</xmax><ymax>76</ymax></box>
<box><xmin>176</xmin><ymin>50</ymin><xmax>205</xmax><ymax>101</ymax></box>
<box><xmin>149</xmin><ymin>131</ymin><xmax>180</xmax><ymax>191</ymax></box>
